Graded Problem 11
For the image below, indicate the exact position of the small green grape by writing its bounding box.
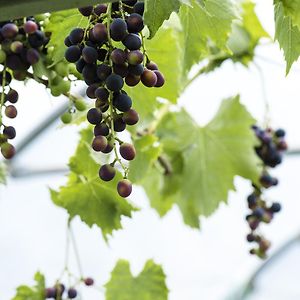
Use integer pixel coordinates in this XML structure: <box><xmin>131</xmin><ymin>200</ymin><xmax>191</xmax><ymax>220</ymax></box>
<box><xmin>50</xmin><ymin>85</ymin><xmax>61</xmax><ymax>97</ymax></box>
<box><xmin>55</xmin><ymin>61</ymin><xmax>69</xmax><ymax>77</ymax></box>
<box><xmin>51</xmin><ymin>75</ymin><xmax>63</xmax><ymax>86</ymax></box>
<box><xmin>0</xmin><ymin>50</ymin><xmax>6</xmax><ymax>63</ymax></box>
<box><xmin>75</xmin><ymin>99</ymin><xmax>87</xmax><ymax>111</ymax></box>
<box><xmin>57</xmin><ymin>80</ymin><xmax>71</xmax><ymax>94</ymax></box>
<box><xmin>61</xmin><ymin>112</ymin><xmax>72</xmax><ymax>124</ymax></box>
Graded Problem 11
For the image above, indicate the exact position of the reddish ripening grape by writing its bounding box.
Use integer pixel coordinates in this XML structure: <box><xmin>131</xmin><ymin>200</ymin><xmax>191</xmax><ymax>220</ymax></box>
<box><xmin>84</xmin><ymin>277</ymin><xmax>94</xmax><ymax>286</ymax></box>
<box><xmin>26</xmin><ymin>48</ymin><xmax>40</xmax><ymax>64</ymax></box>
<box><xmin>3</xmin><ymin>126</ymin><xmax>16</xmax><ymax>139</ymax></box>
<box><xmin>125</xmin><ymin>74</ymin><xmax>140</xmax><ymax>86</ymax></box>
<box><xmin>102</xmin><ymin>141</ymin><xmax>114</xmax><ymax>154</ymax></box>
<box><xmin>24</xmin><ymin>20</ymin><xmax>38</xmax><ymax>34</ymax></box>
<box><xmin>123</xmin><ymin>109</ymin><xmax>139</xmax><ymax>125</ymax></box>
<box><xmin>1</xmin><ymin>142</ymin><xmax>15</xmax><ymax>159</ymax></box>
<box><xmin>99</xmin><ymin>164</ymin><xmax>116</xmax><ymax>181</ymax></box>
<box><xmin>87</xmin><ymin>108</ymin><xmax>102</xmax><ymax>125</ymax></box>
<box><xmin>119</xmin><ymin>143</ymin><xmax>136</xmax><ymax>161</ymax></box>
<box><xmin>6</xmin><ymin>89</ymin><xmax>18</xmax><ymax>103</ymax></box>
<box><xmin>141</xmin><ymin>69</ymin><xmax>157</xmax><ymax>87</ymax></box>
<box><xmin>111</xmin><ymin>48</ymin><xmax>127</xmax><ymax>65</ymax></box>
<box><xmin>127</xmin><ymin>50</ymin><xmax>144</xmax><ymax>65</ymax></box>
<box><xmin>92</xmin><ymin>136</ymin><xmax>108</xmax><ymax>152</ymax></box>
<box><xmin>5</xmin><ymin>105</ymin><xmax>17</xmax><ymax>118</ymax></box>
<box><xmin>146</xmin><ymin>61</ymin><xmax>158</xmax><ymax>70</ymax></box>
<box><xmin>92</xmin><ymin>23</ymin><xmax>108</xmax><ymax>42</ymax></box>
<box><xmin>1</xmin><ymin>23</ymin><xmax>18</xmax><ymax>39</ymax></box>
<box><xmin>45</xmin><ymin>287</ymin><xmax>56</xmax><ymax>298</ymax></box>
<box><xmin>117</xmin><ymin>179</ymin><xmax>133</xmax><ymax>198</ymax></box>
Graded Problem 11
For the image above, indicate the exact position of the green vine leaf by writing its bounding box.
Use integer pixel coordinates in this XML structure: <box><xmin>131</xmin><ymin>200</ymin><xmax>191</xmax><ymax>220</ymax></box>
<box><xmin>144</xmin><ymin>0</ymin><xmax>182</xmax><ymax>38</ymax></box>
<box><xmin>134</xmin><ymin>96</ymin><xmax>261</xmax><ymax>228</ymax></box>
<box><xmin>13</xmin><ymin>272</ymin><xmax>45</xmax><ymax>300</ymax></box>
<box><xmin>277</xmin><ymin>0</ymin><xmax>300</xmax><ymax>29</ymax></box>
<box><xmin>179</xmin><ymin>0</ymin><xmax>237</xmax><ymax>73</ymax></box>
<box><xmin>45</xmin><ymin>9</ymin><xmax>88</xmax><ymax>65</ymax></box>
<box><xmin>274</xmin><ymin>2</ymin><xmax>300</xmax><ymax>74</ymax></box>
<box><xmin>50</xmin><ymin>128</ymin><xmax>136</xmax><ymax>239</ymax></box>
<box><xmin>105</xmin><ymin>260</ymin><xmax>168</xmax><ymax>300</ymax></box>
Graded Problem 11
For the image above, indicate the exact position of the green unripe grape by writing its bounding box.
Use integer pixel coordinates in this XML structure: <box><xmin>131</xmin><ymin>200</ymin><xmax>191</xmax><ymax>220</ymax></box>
<box><xmin>68</xmin><ymin>63</ymin><xmax>82</xmax><ymax>78</ymax></box>
<box><xmin>35</xmin><ymin>14</ymin><xmax>48</xmax><ymax>22</ymax></box>
<box><xmin>51</xmin><ymin>85</ymin><xmax>62</xmax><ymax>97</ymax></box>
<box><xmin>55</xmin><ymin>61</ymin><xmax>69</xmax><ymax>77</ymax></box>
<box><xmin>0</xmin><ymin>50</ymin><xmax>6</xmax><ymax>64</ymax></box>
<box><xmin>51</xmin><ymin>75</ymin><xmax>63</xmax><ymax>86</ymax></box>
<box><xmin>61</xmin><ymin>112</ymin><xmax>72</xmax><ymax>124</ymax></box>
<box><xmin>57</xmin><ymin>80</ymin><xmax>71</xmax><ymax>94</ymax></box>
<box><xmin>75</xmin><ymin>99</ymin><xmax>87</xmax><ymax>111</ymax></box>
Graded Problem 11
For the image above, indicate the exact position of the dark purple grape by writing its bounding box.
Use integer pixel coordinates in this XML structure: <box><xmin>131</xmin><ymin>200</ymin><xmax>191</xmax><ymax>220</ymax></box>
<box><xmin>45</xmin><ymin>287</ymin><xmax>56</xmax><ymax>298</ymax></box>
<box><xmin>127</xmin><ymin>13</ymin><xmax>144</xmax><ymax>33</ymax></box>
<box><xmin>65</xmin><ymin>45</ymin><xmax>81</xmax><ymax>63</ymax></box>
<box><xmin>102</xmin><ymin>141</ymin><xmax>114</xmax><ymax>153</ymax></box>
<box><xmin>125</xmin><ymin>74</ymin><xmax>140</xmax><ymax>86</ymax></box>
<box><xmin>68</xmin><ymin>288</ymin><xmax>77</xmax><ymax>299</ymax></box>
<box><xmin>122</xmin><ymin>33</ymin><xmax>141</xmax><ymax>50</ymax></box>
<box><xmin>154</xmin><ymin>70</ymin><xmax>165</xmax><ymax>87</ymax></box>
<box><xmin>111</xmin><ymin>48</ymin><xmax>127</xmax><ymax>65</ymax></box>
<box><xmin>69</xmin><ymin>28</ymin><xmax>84</xmax><ymax>44</ymax></box>
<box><xmin>87</xmin><ymin>108</ymin><xmax>102</xmax><ymax>125</ymax></box>
<box><xmin>64</xmin><ymin>36</ymin><xmax>72</xmax><ymax>47</ymax></box>
<box><xmin>98</xmin><ymin>49</ymin><xmax>108</xmax><ymax>61</ymax></box>
<box><xmin>275</xmin><ymin>129</ymin><xmax>285</xmax><ymax>138</ymax></box>
<box><xmin>12</xmin><ymin>70</ymin><xmax>27</xmax><ymax>81</ymax></box>
<box><xmin>1</xmin><ymin>23</ymin><xmax>18</xmax><ymax>39</ymax></box>
<box><xmin>123</xmin><ymin>109</ymin><xmax>139</xmax><ymax>125</ymax></box>
<box><xmin>86</xmin><ymin>84</ymin><xmax>98</xmax><ymax>99</ymax></box>
<box><xmin>113</xmin><ymin>64</ymin><xmax>129</xmax><ymax>78</ymax></box>
<box><xmin>82</xmin><ymin>64</ymin><xmax>98</xmax><ymax>84</ymax></box>
<box><xmin>82</xmin><ymin>46</ymin><xmax>98</xmax><ymax>64</ymax></box>
<box><xmin>117</xmin><ymin>179</ymin><xmax>132</xmax><ymax>197</ymax></box>
<box><xmin>110</xmin><ymin>18</ymin><xmax>128</xmax><ymax>42</ymax></box>
<box><xmin>5</xmin><ymin>105</ymin><xmax>17</xmax><ymax>118</ymax></box>
<box><xmin>3</xmin><ymin>126</ymin><xmax>16</xmax><ymax>139</ymax></box>
<box><xmin>270</xmin><ymin>202</ymin><xmax>281</xmax><ymax>213</ymax></box>
<box><xmin>6</xmin><ymin>89</ymin><xmax>18</xmax><ymax>103</ymax></box>
<box><xmin>92</xmin><ymin>23</ymin><xmax>108</xmax><ymax>42</ymax></box>
<box><xmin>113</xmin><ymin>93</ymin><xmax>132</xmax><ymax>112</ymax></box>
<box><xmin>84</xmin><ymin>277</ymin><xmax>94</xmax><ymax>286</ymax></box>
<box><xmin>1</xmin><ymin>142</ymin><xmax>15</xmax><ymax>159</ymax></box>
<box><xmin>128</xmin><ymin>64</ymin><xmax>144</xmax><ymax>76</ymax></box>
<box><xmin>28</xmin><ymin>30</ymin><xmax>46</xmax><ymax>48</ymax></box>
<box><xmin>99</xmin><ymin>164</ymin><xmax>116</xmax><ymax>181</ymax></box>
<box><xmin>133</xmin><ymin>2</ymin><xmax>144</xmax><ymax>15</ymax></box>
<box><xmin>94</xmin><ymin>123</ymin><xmax>110</xmax><ymax>136</ymax></box>
<box><xmin>0</xmin><ymin>71</ymin><xmax>12</xmax><ymax>86</ymax></box>
<box><xmin>113</xmin><ymin>116</ymin><xmax>126</xmax><ymax>132</ymax></box>
<box><xmin>127</xmin><ymin>50</ymin><xmax>143</xmax><ymax>65</ymax></box>
<box><xmin>246</xmin><ymin>233</ymin><xmax>256</xmax><ymax>242</ymax></box>
<box><xmin>26</xmin><ymin>48</ymin><xmax>40</xmax><ymax>64</ymax></box>
<box><xmin>97</xmin><ymin>64</ymin><xmax>112</xmax><ymax>81</ymax></box>
<box><xmin>94</xmin><ymin>88</ymin><xmax>108</xmax><ymax>102</ymax></box>
<box><xmin>24</xmin><ymin>20</ymin><xmax>38</xmax><ymax>34</ymax></box>
<box><xmin>94</xmin><ymin>4</ymin><xmax>107</xmax><ymax>15</ymax></box>
<box><xmin>6</xmin><ymin>55</ymin><xmax>26</xmax><ymax>71</ymax></box>
<box><xmin>76</xmin><ymin>58</ymin><xmax>86</xmax><ymax>73</ymax></box>
<box><xmin>79</xmin><ymin>6</ymin><xmax>93</xmax><ymax>16</ymax></box>
<box><xmin>146</xmin><ymin>61</ymin><xmax>158</xmax><ymax>70</ymax></box>
<box><xmin>106</xmin><ymin>74</ymin><xmax>124</xmax><ymax>91</ymax></box>
<box><xmin>119</xmin><ymin>143</ymin><xmax>136</xmax><ymax>160</ymax></box>
<box><xmin>141</xmin><ymin>69</ymin><xmax>157</xmax><ymax>87</ymax></box>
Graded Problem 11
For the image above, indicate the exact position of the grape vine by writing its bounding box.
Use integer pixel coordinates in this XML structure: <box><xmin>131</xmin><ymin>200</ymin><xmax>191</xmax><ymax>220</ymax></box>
<box><xmin>64</xmin><ymin>0</ymin><xmax>165</xmax><ymax>198</ymax></box>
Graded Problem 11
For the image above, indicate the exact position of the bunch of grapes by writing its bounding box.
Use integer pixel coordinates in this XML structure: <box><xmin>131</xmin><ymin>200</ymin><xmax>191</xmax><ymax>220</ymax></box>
<box><xmin>246</xmin><ymin>126</ymin><xmax>288</xmax><ymax>258</ymax></box>
<box><xmin>64</xmin><ymin>1</ymin><xmax>165</xmax><ymax>198</ymax></box>
<box><xmin>0</xmin><ymin>16</ymin><xmax>49</xmax><ymax>160</ymax></box>
<box><xmin>45</xmin><ymin>277</ymin><xmax>94</xmax><ymax>299</ymax></box>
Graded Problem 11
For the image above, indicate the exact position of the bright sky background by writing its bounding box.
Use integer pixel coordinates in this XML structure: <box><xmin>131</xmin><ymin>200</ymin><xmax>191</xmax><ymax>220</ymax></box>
<box><xmin>0</xmin><ymin>1</ymin><xmax>300</xmax><ymax>300</ymax></box>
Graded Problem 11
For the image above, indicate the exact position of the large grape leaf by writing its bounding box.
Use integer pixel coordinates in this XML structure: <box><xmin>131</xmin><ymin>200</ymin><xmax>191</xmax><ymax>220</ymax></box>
<box><xmin>105</xmin><ymin>260</ymin><xmax>168</xmax><ymax>300</ymax></box>
<box><xmin>278</xmin><ymin>0</ymin><xmax>300</xmax><ymax>29</ymax></box>
<box><xmin>131</xmin><ymin>96</ymin><xmax>261</xmax><ymax>228</ymax></box>
<box><xmin>144</xmin><ymin>0</ymin><xmax>182</xmax><ymax>38</ymax></box>
<box><xmin>179</xmin><ymin>0</ymin><xmax>237</xmax><ymax>73</ymax></box>
<box><xmin>274</xmin><ymin>2</ymin><xmax>300</xmax><ymax>74</ymax></box>
<box><xmin>125</xmin><ymin>25</ymin><xmax>184</xmax><ymax>120</ymax></box>
<box><xmin>13</xmin><ymin>272</ymin><xmax>45</xmax><ymax>300</ymax></box>
<box><xmin>50</xmin><ymin>129</ymin><xmax>136</xmax><ymax>239</ymax></box>
<box><xmin>45</xmin><ymin>9</ymin><xmax>88</xmax><ymax>65</ymax></box>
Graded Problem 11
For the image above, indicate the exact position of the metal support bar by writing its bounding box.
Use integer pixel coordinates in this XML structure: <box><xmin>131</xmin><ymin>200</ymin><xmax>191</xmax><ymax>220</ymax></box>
<box><xmin>0</xmin><ymin>0</ymin><xmax>119</xmax><ymax>21</ymax></box>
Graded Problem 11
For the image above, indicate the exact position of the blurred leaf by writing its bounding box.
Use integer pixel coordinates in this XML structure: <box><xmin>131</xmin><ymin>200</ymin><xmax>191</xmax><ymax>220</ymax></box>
<box><xmin>50</xmin><ymin>128</ymin><xmax>136</xmax><ymax>239</ymax></box>
<box><xmin>138</xmin><ymin>96</ymin><xmax>261</xmax><ymax>227</ymax></box>
<box><xmin>106</xmin><ymin>260</ymin><xmax>168</xmax><ymax>300</ymax></box>
<box><xmin>274</xmin><ymin>2</ymin><xmax>300</xmax><ymax>74</ymax></box>
<box><xmin>0</xmin><ymin>162</ymin><xmax>7</xmax><ymax>185</ymax></box>
<box><xmin>179</xmin><ymin>0</ymin><xmax>237</xmax><ymax>73</ymax></box>
<box><xmin>13</xmin><ymin>272</ymin><xmax>45</xmax><ymax>300</ymax></box>
<box><xmin>45</xmin><ymin>9</ymin><xmax>88</xmax><ymax>65</ymax></box>
<box><xmin>278</xmin><ymin>0</ymin><xmax>300</xmax><ymax>29</ymax></box>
